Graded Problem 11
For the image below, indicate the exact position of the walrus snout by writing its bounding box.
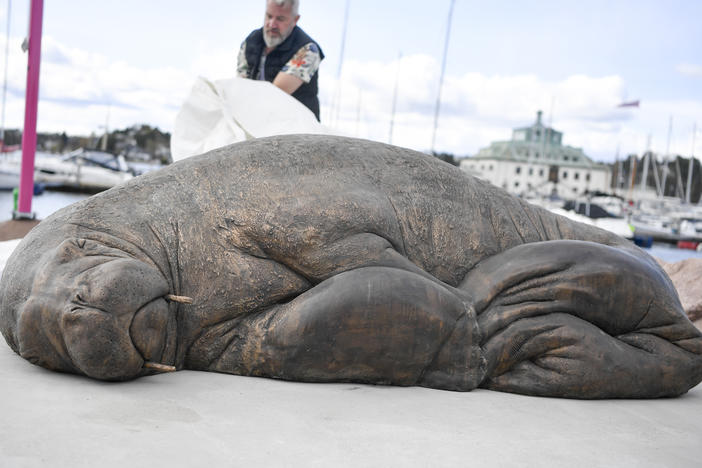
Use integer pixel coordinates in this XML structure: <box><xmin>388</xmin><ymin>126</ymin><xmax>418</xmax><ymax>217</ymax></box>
<box><xmin>60</xmin><ymin>306</ymin><xmax>145</xmax><ymax>380</ymax></box>
<box><xmin>15</xmin><ymin>238</ymin><xmax>175</xmax><ymax>380</ymax></box>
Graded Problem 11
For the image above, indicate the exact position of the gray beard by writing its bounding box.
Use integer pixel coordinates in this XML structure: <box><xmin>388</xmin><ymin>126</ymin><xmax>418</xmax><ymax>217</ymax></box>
<box><xmin>263</xmin><ymin>31</ymin><xmax>288</xmax><ymax>49</ymax></box>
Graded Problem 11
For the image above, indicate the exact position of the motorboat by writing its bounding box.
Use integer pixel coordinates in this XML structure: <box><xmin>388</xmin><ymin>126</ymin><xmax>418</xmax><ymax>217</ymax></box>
<box><xmin>34</xmin><ymin>149</ymin><xmax>133</xmax><ymax>191</ymax></box>
<box><xmin>629</xmin><ymin>198</ymin><xmax>702</xmax><ymax>244</ymax></box>
<box><xmin>0</xmin><ymin>149</ymin><xmax>134</xmax><ymax>192</ymax></box>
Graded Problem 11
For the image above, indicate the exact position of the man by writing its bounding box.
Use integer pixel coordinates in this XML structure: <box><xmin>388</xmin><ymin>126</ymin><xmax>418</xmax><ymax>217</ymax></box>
<box><xmin>237</xmin><ymin>0</ymin><xmax>324</xmax><ymax>121</ymax></box>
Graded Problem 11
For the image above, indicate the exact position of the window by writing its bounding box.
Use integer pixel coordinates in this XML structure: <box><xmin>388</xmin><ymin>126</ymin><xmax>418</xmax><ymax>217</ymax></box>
<box><xmin>489</xmin><ymin>165</ymin><xmax>493</xmax><ymax>171</ymax></box>
<box><xmin>515</xmin><ymin>166</ymin><xmax>521</xmax><ymax>174</ymax></box>
<box><xmin>586</xmin><ymin>173</ymin><xmax>591</xmax><ymax>182</ymax></box>
<box><xmin>562</xmin><ymin>171</ymin><xmax>568</xmax><ymax>179</ymax></box>
<box><xmin>574</xmin><ymin>172</ymin><xmax>580</xmax><ymax>180</ymax></box>
<box><xmin>514</xmin><ymin>181</ymin><xmax>520</xmax><ymax>187</ymax></box>
<box><xmin>528</xmin><ymin>168</ymin><xmax>533</xmax><ymax>176</ymax></box>
<box><xmin>539</xmin><ymin>169</ymin><xmax>544</xmax><ymax>177</ymax></box>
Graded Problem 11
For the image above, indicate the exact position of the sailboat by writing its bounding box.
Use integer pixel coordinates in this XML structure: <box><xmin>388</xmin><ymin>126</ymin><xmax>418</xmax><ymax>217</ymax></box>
<box><xmin>627</xmin><ymin>123</ymin><xmax>702</xmax><ymax>248</ymax></box>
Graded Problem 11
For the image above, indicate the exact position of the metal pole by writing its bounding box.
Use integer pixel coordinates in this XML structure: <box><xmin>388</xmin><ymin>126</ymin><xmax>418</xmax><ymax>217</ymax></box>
<box><xmin>15</xmin><ymin>0</ymin><xmax>43</xmax><ymax>219</ymax></box>
<box><xmin>430</xmin><ymin>0</ymin><xmax>455</xmax><ymax>153</ymax></box>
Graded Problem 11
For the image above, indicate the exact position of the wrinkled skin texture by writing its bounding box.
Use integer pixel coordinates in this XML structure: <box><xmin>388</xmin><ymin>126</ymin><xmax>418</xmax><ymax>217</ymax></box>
<box><xmin>1</xmin><ymin>135</ymin><xmax>701</xmax><ymax>398</ymax></box>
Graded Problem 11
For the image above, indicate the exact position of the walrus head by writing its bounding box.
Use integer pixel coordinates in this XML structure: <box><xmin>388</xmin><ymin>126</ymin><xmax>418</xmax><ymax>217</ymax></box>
<box><xmin>13</xmin><ymin>237</ymin><xmax>184</xmax><ymax>381</ymax></box>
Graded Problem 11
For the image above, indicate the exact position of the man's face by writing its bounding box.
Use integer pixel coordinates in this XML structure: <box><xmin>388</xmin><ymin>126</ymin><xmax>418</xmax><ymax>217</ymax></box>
<box><xmin>263</xmin><ymin>1</ymin><xmax>299</xmax><ymax>49</ymax></box>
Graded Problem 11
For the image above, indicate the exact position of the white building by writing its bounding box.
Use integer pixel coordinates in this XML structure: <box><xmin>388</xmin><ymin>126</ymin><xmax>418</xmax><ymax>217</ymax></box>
<box><xmin>460</xmin><ymin>111</ymin><xmax>611</xmax><ymax>198</ymax></box>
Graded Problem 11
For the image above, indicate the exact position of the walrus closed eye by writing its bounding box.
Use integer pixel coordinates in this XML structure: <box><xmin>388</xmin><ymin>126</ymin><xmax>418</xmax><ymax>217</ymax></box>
<box><xmin>2</xmin><ymin>134</ymin><xmax>701</xmax><ymax>398</ymax></box>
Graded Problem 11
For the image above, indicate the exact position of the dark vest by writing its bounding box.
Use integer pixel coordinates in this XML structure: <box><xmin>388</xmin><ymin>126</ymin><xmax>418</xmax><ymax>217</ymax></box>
<box><xmin>243</xmin><ymin>26</ymin><xmax>324</xmax><ymax>121</ymax></box>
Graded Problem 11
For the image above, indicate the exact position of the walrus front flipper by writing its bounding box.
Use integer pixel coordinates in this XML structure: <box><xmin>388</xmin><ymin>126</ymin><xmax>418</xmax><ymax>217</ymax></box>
<box><xmin>460</xmin><ymin>240</ymin><xmax>702</xmax><ymax>399</ymax></box>
<box><xmin>205</xmin><ymin>267</ymin><xmax>486</xmax><ymax>391</ymax></box>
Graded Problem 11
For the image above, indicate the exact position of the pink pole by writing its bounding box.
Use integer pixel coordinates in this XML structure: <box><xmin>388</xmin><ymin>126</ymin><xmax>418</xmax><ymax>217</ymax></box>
<box><xmin>15</xmin><ymin>0</ymin><xmax>43</xmax><ymax>219</ymax></box>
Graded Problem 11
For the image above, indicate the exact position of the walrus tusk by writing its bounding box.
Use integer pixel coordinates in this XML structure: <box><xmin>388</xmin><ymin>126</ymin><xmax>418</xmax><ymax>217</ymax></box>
<box><xmin>143</xmin><ymin>361</ymin><xmax>176</xmax><ymax>373</ymax></box>
<box><xmin>165</xmin><ymin>294</ymin><xmax>193</xmax><ymax>304</ymax></box>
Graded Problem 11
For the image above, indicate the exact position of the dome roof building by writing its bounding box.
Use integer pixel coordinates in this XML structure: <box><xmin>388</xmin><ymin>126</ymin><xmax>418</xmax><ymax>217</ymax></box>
<box><xmin>460</xmin><ymin>111</ymin><xmax>611</xmax><ymax>198</ymax></box>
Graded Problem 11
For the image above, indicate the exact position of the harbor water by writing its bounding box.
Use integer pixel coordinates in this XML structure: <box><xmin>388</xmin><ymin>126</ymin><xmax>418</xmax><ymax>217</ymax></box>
<box><xmin>0</xmin><ymin>189</ymin><xmax>90</xmax><ymax>220</ymax></box>
<box><xmin>645</xmin><ymin>242</ymin><xmax>702</xmax><ymax>263</ymax></box>
<box><xmin>1</xmin><ymin>189</ymin><xmax>701</xmax><ymax>264</ymax></box>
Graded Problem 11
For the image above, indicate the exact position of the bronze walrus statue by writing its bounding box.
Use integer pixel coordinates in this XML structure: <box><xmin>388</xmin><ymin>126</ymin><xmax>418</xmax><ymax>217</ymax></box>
<box><xmin>1</xmin><ymin>135</ymin><xmax>701</xmax><ymax>399</ymax></box>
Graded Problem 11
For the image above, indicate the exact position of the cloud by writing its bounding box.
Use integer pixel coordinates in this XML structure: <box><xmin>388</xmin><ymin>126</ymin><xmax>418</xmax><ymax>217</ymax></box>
<box><xmin>677</xmin><ymin>63</ymin><xmax>702</xmax><ymax>78</ymax></box>
<box><xmin>2</xmin><ymin>35</ymin><xmax>196</xmax><ymax>135</ymax></box>
<box><xmin>3</xmin><ymin>36</ymin><xmax>700</xmax><ymax>164</ymax></box>
<box><xmin>320</xmin><ymin>54</ymin><xmax>702</xmax><ymax>162</ymax></box>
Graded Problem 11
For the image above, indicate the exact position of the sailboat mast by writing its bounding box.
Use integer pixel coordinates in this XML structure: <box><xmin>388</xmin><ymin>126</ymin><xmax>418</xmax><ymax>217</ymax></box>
<box><xmin>660</xmin><ymin>115</ymin><xmax>673</xmax><ymax>196</ymax></box>
<box><xmin>430</xmin><ymin>0</ymin><xmax>455</xmax><ymax>153</ymax></box>
<box><xmin>0</xmin><ymin>0</ymin><xmax>11</xmax><ymax>147</ymax></box>
<box><xmin>613</xmin><ymin>145</ymin><xmax>621</xmax><ymax>195</ymax></box>
<box><xmin>355</xmin><ymin>88</ymin><xmax>362</xmax><ymax>137</ymax></box>
<box><xmin>685</xmin><ymin>122</ymin><xmax>696</xmax><ymax>204</ymax></box>
<box><xmin>639</xmin><ymin>135</ymin><xmax>651</xmax><ymax>194</ymax></box>
<box><xmin>627</xmin><ymin>154</ymin><xmax>637</xmax><ymax>200</ymax></box>
<box><xmin>330</xmin><ymin>0</ymin><xmax>350</xmax><ymax>128</ymax></box>
<box><xmin>651</xmin><ymin>144</ymin><xmax>662</xmax><ymax>197</ymax></box>
<box><xmin>388</xmin><ymin>52</ymin><xmax>401</xmax><ymax>144</ymax></box>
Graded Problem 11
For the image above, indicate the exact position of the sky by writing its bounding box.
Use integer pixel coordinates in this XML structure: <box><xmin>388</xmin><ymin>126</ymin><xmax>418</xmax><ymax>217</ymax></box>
<box><xmin>0</xmin><ymin>0</ymin><xmax>701</xmax><ymax>163</ymax></box>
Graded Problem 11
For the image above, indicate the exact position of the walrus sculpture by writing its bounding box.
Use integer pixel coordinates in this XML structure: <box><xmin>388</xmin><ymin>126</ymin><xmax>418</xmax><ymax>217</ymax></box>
<box><xmin>2</xmin><ymin>135</ymin><xmax>701</xmax><ymax>399</ymax></box>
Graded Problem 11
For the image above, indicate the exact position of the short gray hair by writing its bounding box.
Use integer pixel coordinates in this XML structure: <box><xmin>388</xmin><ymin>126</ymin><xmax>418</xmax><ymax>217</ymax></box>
<box><xmin>269</xmin><ymin>0</ymin><xmax>299</xmax><ymax>16</ymax></box>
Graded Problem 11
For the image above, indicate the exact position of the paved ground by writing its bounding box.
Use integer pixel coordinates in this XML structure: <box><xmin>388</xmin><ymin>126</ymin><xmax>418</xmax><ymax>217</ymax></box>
<box><xmin>1</xmin><ymin>343</ymin><xmax>700</xmax><ymax>468</ymax></box>
<box><xmin>0</xmin><ymin>219</ymin><xmax>40</xmax><ymax>242</ymax></box>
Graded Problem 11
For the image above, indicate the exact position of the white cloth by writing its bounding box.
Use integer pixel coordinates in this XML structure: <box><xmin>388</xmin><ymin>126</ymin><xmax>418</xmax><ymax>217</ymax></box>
<box><xmin>171</xmin><ymin>76</ymin><xmax>336</xmax><ymax>161</ymax></box>
<box><xmin>0</xmin><ymin>239</ymin><xmax>21</xmax><ymax>275</ymax></box>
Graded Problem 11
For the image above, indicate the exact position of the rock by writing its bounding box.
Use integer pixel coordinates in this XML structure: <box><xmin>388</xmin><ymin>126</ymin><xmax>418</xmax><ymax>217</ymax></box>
<box><xmin>660</xmin><ymin>258</ymin><xmax>702</xmax><ymax>324</ymax></box>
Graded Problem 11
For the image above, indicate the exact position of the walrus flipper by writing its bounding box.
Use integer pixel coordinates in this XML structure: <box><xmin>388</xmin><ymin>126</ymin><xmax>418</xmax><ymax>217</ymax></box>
<box><xmin>203</xmin><ymin>267</ymin><xmax>486</xmax><ymax>391</ymax></box>
<box><xmin>461</xmin><ymin>240</ymin><xmax>702</xmax><ymax>398</ymax></box>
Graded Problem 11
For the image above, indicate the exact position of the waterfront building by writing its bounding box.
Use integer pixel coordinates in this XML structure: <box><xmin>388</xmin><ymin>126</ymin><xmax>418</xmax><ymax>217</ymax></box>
<box><xmin>460</xmin><ymin>111</ymin><xmax>611</xmax><ymax>198</ymax></box>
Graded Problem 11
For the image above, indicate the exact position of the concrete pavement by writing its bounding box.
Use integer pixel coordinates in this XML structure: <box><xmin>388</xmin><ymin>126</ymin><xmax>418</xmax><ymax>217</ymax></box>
<box><xmin>1</xmin><ymin>343</ymin><xmax>700</xmax><ymax>467</ymax></box>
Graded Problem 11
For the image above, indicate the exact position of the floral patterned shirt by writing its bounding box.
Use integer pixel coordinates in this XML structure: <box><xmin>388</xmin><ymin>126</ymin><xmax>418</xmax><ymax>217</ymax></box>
<box><xmin>237</xmin><ymin>42</ymin><xmax>321</xmax><ymax>83</ymax></box>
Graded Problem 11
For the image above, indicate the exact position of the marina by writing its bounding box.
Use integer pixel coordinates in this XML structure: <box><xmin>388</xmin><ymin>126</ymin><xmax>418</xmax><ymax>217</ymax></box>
<box><xmin>1</xmin><ymin>186</ymin><xmax>700</xmax><ymax>265</ymax></box>
<box><xmin>460</xmin><ymin>112</ymin><xmax>702</xmax><ymax>254</ymax></box>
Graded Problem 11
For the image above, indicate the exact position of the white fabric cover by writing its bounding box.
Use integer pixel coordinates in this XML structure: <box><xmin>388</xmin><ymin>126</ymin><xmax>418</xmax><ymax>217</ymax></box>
<box><xmin>171</xmin><ymin>77</ymin><xmax>335</xmax><ymax>161</ymax></box>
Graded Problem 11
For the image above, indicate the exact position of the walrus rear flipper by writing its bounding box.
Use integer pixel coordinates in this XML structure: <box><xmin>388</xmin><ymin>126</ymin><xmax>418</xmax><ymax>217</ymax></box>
<box><xmin>460</xmin><ymin>240</ymin><xmax>702</xmax><ymax>399</ymax></box>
